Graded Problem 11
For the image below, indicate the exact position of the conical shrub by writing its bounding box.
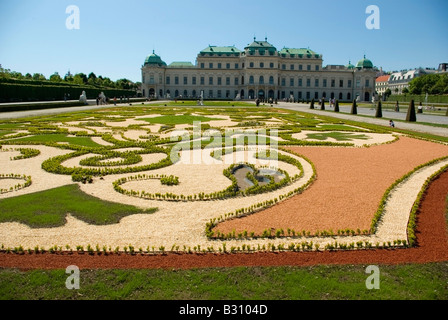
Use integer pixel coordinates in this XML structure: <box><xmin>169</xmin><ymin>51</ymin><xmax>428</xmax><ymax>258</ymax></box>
<box><xmin>375</xmin><ymin>100</ymin><xmax>383</xmax><ymax>118</ymax></box>
<box><xmin>406</xmin><ymin>100</ymin><xmax>417</xmax><ymax>122</ymax></box>
<box><xmin>351</xmin><ymin>99</ymin><xmax>357</xmax><ymax>115</ymax></box>
<box><xmin>321</xmin><ymin>98</ymin><xmax>325</xmax><ymax>110</ymax></box>
<box><xmin>334</xmin><ymin>100</ymin><xmax>340</xmax><ymax>112</ymax></box>
<box><xmin>395</xmin><ymin>101</ymin><xmax>400</xmax><ymax>112</ymax></box>
<box><xmin>310</xmin><ymin>99</ymin><xmax>315</xmax><ymax>109</ymax></box>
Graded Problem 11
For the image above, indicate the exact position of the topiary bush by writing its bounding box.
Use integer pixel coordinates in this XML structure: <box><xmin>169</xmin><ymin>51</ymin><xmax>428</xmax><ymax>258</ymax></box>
<box><xmin>406</xmin><ymin>100</ymin><xmax>417</xmax><ymax>122</ymax></box>
<box><xmin>310</xmin><ymin>99</ymin><xmax>315</xmax><ymax>109</ymax></box>
<box><xmin>375</xmin><ymin>100</ymin><xmax>383</xmax><ymax>118</ymax></box>
<box><xmin>334</xmin><ymin>100</ymin><xmax>339</xmax><ymax>112</ymax></box>
<box><xmin>351</xmin><ymin>99</ymin><xmax>357</xmax><ymax>115</ymax></box>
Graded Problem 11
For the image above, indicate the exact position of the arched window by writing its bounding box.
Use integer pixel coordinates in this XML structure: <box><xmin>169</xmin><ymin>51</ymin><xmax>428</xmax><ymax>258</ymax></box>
<box><xmin>249</xmin><ymin>76</ymin><xmax>254</xmax><ymax>84</ymax></box>
<box><xmin>259</xmin><ymin>76</ymin><xmax>264</xmax><ymax>85</ymax></box>
<box><xmin>184</xmin><ymin>90</ymin><xmax>188</xmax><ymax>97</ymax></box>
<box><xmin>269</xmin><ymin>76</ymin><xmax>274</xmax><ymax>85</ymax></box>
<box><xmin>347</xmin><ymin>93</ymin><xmax>351</xmax><ymax>101</ymax></box>
<box><xmin>339</xmin><ymin>92</ymin><xmax>343</xmax><ymax>100</ymax></box>
<box><xmin>175</xmin><ymin>90</ymin><xmax>179</xmax><ymax>97</ymax></box>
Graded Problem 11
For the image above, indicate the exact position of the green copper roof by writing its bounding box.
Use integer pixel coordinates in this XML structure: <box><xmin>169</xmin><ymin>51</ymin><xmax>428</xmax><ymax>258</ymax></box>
<box><xmin>168</xmin><ymin>62</ymin><xmax>195</xmax><ymax>68</ymax></box>
<box><xmin>144</xmin><ymin>51</ymin><xmax>167</xmax><ymax>67</ymax></box>
<box><xmin>346</xmin><ymin>61</ymin><xmax>355</xmax><ymax>69</ymax></box>
<box><xmin>279</xmin><ymin>48</ymin><xmax>320</xmax><ymax>58</ymax></box>
<box><xmin>200</xmin><ymin>46</ymin><xmax>242</xmax><ymax>56</ymax></box>
<box><xmin>356</xmin><ymin>56</ymin><xmax>373</xmax><ymax>69</ymax></box>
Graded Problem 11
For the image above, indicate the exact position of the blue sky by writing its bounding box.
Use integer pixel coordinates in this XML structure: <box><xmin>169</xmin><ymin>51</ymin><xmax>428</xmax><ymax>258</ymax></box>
<box><xmin>0</xmin><ymin>0</ymin><xmax>447</xmax><ymax>82</ymax></box>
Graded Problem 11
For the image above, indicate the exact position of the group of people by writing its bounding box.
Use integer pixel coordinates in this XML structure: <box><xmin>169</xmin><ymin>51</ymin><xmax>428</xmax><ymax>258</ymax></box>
<box><xmin>95</xmin><ymin>94</ymin><xmax>130</xmax><ymax>106</ymax></box>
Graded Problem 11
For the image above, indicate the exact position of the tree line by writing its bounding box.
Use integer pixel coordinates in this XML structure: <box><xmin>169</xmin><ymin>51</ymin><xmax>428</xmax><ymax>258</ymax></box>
<box><xmin>0</xmin><ymin>65</ymin><xmax>140</xmax><ymax>91</ymax></box>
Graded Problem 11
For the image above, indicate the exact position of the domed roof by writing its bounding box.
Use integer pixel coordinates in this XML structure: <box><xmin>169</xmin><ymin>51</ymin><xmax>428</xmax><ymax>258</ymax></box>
<box><xmin>356</xmin><ymin>56</ymin><xmax>373</xmax><ymax>69</ymax></box>
<box><xmin>346</xmin><ymin>61</ymin><xmax>355</xmax><ymax>69</ymax></box>
<box><xmin>144</xmin><ymin>51</ymin><xmax>167</xmax><ymax>67</ymax></box>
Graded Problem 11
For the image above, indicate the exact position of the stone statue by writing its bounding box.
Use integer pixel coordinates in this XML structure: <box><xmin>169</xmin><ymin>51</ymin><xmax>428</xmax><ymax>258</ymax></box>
<box><xmin>79</xmin><ymin>91</ymin><xmax>87</xmax><ymax>104</ymax></box>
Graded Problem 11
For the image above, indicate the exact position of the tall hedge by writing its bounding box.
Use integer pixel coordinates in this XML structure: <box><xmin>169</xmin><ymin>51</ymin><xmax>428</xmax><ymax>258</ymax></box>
<box><xmin>310</xmin><ymin>99</ymin><xmax>315</xmax><ymax>109</ymax></box>
<box><xmin>0</xmin><ymin>81</ymin><xmax>136</xmax><ymax>103</ymax></box>
<box><xmin>334</xmin><ymin>100</ymin><xmax>339</xmax><ymax>112</ymax></box>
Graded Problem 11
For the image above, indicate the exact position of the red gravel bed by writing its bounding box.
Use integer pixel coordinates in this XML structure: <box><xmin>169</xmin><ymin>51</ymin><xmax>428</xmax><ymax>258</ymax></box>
<box><xmin>215</xmin><ymin>136</ymin><xmax>448</xmax><ymax>236</ymax></box>
<box><xmin>0</xmin><ymin>168</ymin><xmax>447</xmax><ymax>270</ymax></box>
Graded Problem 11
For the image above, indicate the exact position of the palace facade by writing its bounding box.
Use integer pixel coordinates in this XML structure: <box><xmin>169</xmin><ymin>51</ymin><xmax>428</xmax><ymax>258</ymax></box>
<box><xmin>141</xmin><ymin>38</ymin><xmax>377</xmax><ymax>102</ymax></box>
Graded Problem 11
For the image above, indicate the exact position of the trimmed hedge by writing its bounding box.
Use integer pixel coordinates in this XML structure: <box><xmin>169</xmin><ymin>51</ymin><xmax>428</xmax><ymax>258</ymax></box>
<box><xmin>0</xmin><ymin>82</ymin><xmax>136</xmax><ymax>103</ymax></box>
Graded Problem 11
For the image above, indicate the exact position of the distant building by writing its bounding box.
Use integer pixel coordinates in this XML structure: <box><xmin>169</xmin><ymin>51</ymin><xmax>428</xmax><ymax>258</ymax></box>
<box><xmin>438</xmin><ymin>63</ymin><xmax>448</xmax><ymax>73</ymax></box>
<box><xmin>375</xmin><ymin>75</ymin><xmax>390</xmax><ymax>97</ymax></box>
<box><xmin>388</xmin><ymin>68</ymin><xmax>436</xmax><ymax>94</ymax></box>
<box><xmin>141</xmin><ymin>38</ymin><xmax>377</xmax><ymax>102</ymax></box>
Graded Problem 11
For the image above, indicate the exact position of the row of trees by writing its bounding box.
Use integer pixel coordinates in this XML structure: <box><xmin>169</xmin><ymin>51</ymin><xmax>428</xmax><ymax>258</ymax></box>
<box><xmin>408</xmin><ymin>73</ymin><xmax>448</xmax><ymax>95</ymax></box>
<box><xmin>0</xmin><ymin>65</ymin><xmax>140</xmax><ymax>91</ymax></box>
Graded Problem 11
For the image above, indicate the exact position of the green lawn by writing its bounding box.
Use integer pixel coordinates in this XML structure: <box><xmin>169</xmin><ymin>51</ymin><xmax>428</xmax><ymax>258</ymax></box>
<box><xmin>0</xmin><ymin>184</ymin><xmax>157</xmax><ymax>228</ymax></box>
<box><xmin>140</xmin><ymin>114</ymin><xmax>225</xmax><ymax>125</ymax></box>
<box><xmin>1</xmin><ymin>263</ymin><xmax>447</xmax><ymax>300</ymax></box>
<box><xmin>306</xmin><ymin>132</ymin><xmax>370</xmax><ymax>141</ymax></box>
<box><xmin>8</xmin><ymin>134</ymin><xmax>101</xmax><ymax>148</ymax></box>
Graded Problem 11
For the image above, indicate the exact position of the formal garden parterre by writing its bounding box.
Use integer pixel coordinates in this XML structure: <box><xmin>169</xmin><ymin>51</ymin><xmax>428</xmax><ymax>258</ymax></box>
<box><xmin>0</xmin><ymin>102</ymin><xmax>447</xmax><ymax>268</ymax></box>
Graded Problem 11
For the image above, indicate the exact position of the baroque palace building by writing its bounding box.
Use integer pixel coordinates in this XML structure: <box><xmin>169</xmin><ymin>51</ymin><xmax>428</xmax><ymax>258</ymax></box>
<box><xmin>142</xmin><ymin>38</ymin><xmax>377</xmax><ymax>102</ymax></box>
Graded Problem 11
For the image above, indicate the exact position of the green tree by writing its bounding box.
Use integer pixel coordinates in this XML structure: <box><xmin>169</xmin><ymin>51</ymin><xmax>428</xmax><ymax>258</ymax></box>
<box><xmin>50</xmin><ymin>72</ymin><xmax>62</xmax><ymax>82</ymax></box>
<box><xmin>32</xmin><ymin>73</ymin><xmax>46</xmax><ymax>81</ymax></box>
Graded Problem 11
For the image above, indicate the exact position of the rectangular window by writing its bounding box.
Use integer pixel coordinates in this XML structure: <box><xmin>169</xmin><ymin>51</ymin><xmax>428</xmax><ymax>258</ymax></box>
<box><xmin>166</xmin><ymin>76</ymin><xmax>170</xmax><ymax>85</ymax></box>
<box><xmin>298</xmin><ymin>92</ymin><xmax>302</xmax><ymax>99</ymax></box>
<box><xmin>270</xmin><ymin>62</ymin><xmax>274</xmax><ymax>68</ymax></box>
<box><xmin>226</xmin><ymin>63</ymin><xmax>230</xmax><ymax>69</ymax></box>
<box><xmin>356</xmin><ymin>79</ymin><xmax>361</xmax><ymax>88</ymax></box>
<box><xmin>200</xmin><ymin>63</ymin><xmax>205</xmax><ymax>69</ymax></box>
<box><xmin>184</xmin><ymin>77</ymin><xmax>188</xmax><ymax>85</ymax></box>
<box><xmin>315</xmin><ymin>92</ymin><xmax>319</xmax><ymax>99</ymax></box>
<box><xmin>298</xmin><ymin>78</ymin><xmax>303</xmax><ymax>87</ymax></box>
<box><xmin>226</xmin><ymin>90</ymin><xmax>230</xmax><ymax>98</ymax></box>
<box><xmin>209</xmin><ymin>63</ymin><xmax>213</xmax><ymax>69</ymax></box>
<box><xmin>307</xmin><ymin>65</ymin><xmax>311</xmax><ymax>71</ymax></box>
<box><xmin>290</xmin><ymin>64</ymin><xmax>294</xmax><ymax>70</ymax></box>
<box><xmin>192</xmin><ymin>77</ymin><xmax>197</xmax><ymax>85</ymax></box>
<box><xmin>306</xmin><ymin>92</ymin><xmax>310</xmax><ymax>99</ymax></box>
<box><xmin>281</xmin><ymin>78</ymin><xmax>286</xmax><ymax>86</ymax></box>
<box><xmin>235</xmin><ymin>77</ymin><xmax>239</xmax><ymax>85</ymax></box>
<box><xmin>218</xmin><ymin>77</ymin><xmax>222</xmax><ymax>85</ymax></box>
<box><xmin>200</xmin><ymin>77</ymin><xmax>205</xmax><ymax>85</ymax></box>
<box><xmin>306</xmin><ymin>79</ymin><xmax>311</xmax><ymax>87</ymax></box>
<box><xmin>218</xmin><ymin>63</ymin><xmax>222</xmax><ymax>69</ymax></box>
<box><xmin>260</xmin><ymin>62</ymin><xmax>264</xmax><ymax>68</ymax></box>
<box><xmin>217</xmin><ymin>90</ymin><xmax>222</xmax><ymax>98</ymax></box>
<box><xmin>315</xmin><ymin>65</ymin><xmax>319</xmax><ymax>71</ymax></box>
<box><xmin>299</xmin><ymin>65</ymin><xmax>303</xmax><ymax>71</ymax></box>
<box><xmin>340</xmin><ymin>80</ymin><xmax>344</xmax><ymax>88</ymax></box>
<box><xmin>175</xmin><ymin>77</ymin><xmax>179</xmax><ymax>85</ymax></box>
<box><xmin>282</xmin><ymin>64</ymin><xmax>286</xmax><ymax>70</ymax></box>
<box><xmin>290</xmin><ymin>78</ymin><xmax>294</xmax><ymax>87</ymax></box>
<box><xmin>250</xmin><ymin>62</ymin><xmax>254</xmax><ymax>68</ymax></box>
<box><xmin>315</xmin><ymin>79</ymin><xmax>319</xmax><ymax>87</ymax></box>
<box><xmin>323</xmin><ymin>79</ymin><xmax>327</xmax><ymax>87</ymax></box>
<box><xmin>209</xmin><ymin>90</ymin><xmax>213</xmax><ymax>97</ymax></box>
<box><xmin>209</xmin><ymin>77</ymin><xmax>213</xmax><ymax>85</ymax></box>
<box><xmin>235</xmin><ymin>63</ymin><xmax>239</xmax><ymax>69</ymax></box>
<box><xmin>366</xmin><ymin>79</ymin><xmax>370</xmax><ymax>87</ymax></box>
<box><xmin>331</xmin><ymin>79</ymin><xmax>335</xmax><ymax>88</ymax></box>
<box><xmin>226</xmin><ymin>77</ymin><xmax>230</xmax><ymax>86</ymax></box>
<box><xmin>348</xmin><ymin>80</ymin><xmax>352</xmax><ymax>88</ymax></box>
